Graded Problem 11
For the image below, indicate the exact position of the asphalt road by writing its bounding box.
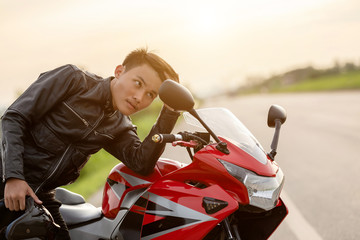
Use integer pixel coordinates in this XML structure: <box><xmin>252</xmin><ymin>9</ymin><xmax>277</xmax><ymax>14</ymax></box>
<box><xmin>172</xmin><ymin>90</ymin><xmax>359</xmax><ymax>240</ymax></box>
<box><xmin>90</xmin><ymin>90</ymin><xmax>360</xmax><ymax>239</ymax></box>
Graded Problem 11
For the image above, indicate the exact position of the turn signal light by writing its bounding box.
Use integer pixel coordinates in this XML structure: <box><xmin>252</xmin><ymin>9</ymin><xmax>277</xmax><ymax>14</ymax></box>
<box><xmin>202</xmin><ymin>197</ymin><xmax>228</xmax><ymax>214</ymax></box>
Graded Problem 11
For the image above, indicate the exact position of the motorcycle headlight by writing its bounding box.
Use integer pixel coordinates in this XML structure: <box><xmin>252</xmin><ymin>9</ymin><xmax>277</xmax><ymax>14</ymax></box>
<box><xmin>218</xmin><ymin>159</ymin><xmax>284</xmax><ymax>211</ymax></box>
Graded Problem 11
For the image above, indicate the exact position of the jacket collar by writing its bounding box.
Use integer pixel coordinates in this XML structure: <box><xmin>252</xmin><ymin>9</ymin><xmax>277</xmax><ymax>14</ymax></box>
<box><xmin>103</xmin><ymin>76</ymin><xmax>116</xmax><ymax>115</ymax></box>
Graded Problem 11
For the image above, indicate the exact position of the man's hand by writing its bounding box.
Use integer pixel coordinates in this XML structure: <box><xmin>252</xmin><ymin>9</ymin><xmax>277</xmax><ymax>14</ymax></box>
<box><xmin>4</xmin><ymin>178</ymin><xmax>42</xmax><ymax>211</ymax></box>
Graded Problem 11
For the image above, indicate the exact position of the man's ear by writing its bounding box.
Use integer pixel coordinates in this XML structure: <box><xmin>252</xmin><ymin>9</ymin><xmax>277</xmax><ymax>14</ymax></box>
<box><xmin>114</xmin><ymin>65</ymin><xmax>125</xmax><ymax>78</ymax></box>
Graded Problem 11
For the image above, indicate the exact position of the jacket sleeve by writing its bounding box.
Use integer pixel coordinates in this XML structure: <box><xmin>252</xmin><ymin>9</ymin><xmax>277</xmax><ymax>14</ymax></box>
<box><xmin>104</xmin><ymin>106</ymin><xmax>180</xmax><ymax>176</ymax></box>
<box><xmin>1</xmin><ymin>64</ymin><xmax>83</xmax><ymax>181</ymax></box>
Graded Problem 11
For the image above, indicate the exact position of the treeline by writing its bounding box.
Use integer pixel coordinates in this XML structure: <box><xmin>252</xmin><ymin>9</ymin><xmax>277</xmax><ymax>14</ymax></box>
<box><xmin>237</xmin><ymin>60</ymin><xmax>360</xmax><ymax>93</ymax></box>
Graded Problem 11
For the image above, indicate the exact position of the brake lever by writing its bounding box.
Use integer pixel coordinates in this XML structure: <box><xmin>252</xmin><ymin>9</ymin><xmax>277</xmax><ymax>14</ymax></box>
<box><xmin>172</xmin><ymin>140</ymin><xmax>199</xmax><ymax>148</ymax></box>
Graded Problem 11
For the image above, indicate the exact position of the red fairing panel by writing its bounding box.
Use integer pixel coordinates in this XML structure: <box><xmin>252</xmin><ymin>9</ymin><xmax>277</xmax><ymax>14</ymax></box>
<box><xmin>102</xmin><ymin>163</ymin><xmax>161</xmax><ymax>218</ymax></box>
<box><xmin>160</xmin><ymin>148</ymin><xmax>251</xmax><ymax>205</ymax></box>
<box><xmin>102</xmin><ymin>159</ymin><xmax>184</xmax><ymax>218</ymax></box>
<box><xmin>137</xmin><ymin>181</ymin><xmax>239</xmax><ymax>239</ymax></box>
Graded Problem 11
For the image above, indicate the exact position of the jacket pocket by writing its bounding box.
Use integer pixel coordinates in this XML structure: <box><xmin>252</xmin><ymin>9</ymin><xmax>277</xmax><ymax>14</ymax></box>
<box><xmin>59</xmin><ymin>148</ymin><xmax>89</xmax><ymax>187</ymax></box>
<box><xmin>43</xmin><ymin>147</ymin><xmax>89</xmax><ymax>190</ymax></box>
<box><xmin>30</xmin><ymin>122</ymin><xmax>66</xmax><ymax>154</ymax></box>
<box><xmin>70</xmin><ymin>148</ymin><xmax>89</xmax><ymax>173</ymax></box>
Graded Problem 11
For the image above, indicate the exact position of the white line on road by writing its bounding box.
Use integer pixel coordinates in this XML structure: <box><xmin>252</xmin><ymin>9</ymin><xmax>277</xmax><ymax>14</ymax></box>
<box><xmin>281</xmin><ymin>191</ymin><xmax>323</xmax><ymax>240</ymax></box>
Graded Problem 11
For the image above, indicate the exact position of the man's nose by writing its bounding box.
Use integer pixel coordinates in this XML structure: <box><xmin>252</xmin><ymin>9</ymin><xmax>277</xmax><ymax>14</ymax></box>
<box><xmin>133</xmin><ymin>90</ymin><xmax>145</xmax><ymax>103</ymax></box>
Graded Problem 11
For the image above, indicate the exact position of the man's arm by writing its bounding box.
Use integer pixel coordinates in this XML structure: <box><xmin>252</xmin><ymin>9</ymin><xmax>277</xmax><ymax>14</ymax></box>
<box><xmin>1</xmin><ymin>64</ymin><xmax>82</xmax><ymax>210</ymax></box>
<box><xmin>1</xmin><ymin>112</ymin><xmax>43</xmax><ymax>210</ymax></box>
<box><xmin>1</xmin><ymin>65</ymin><xmax>81</xmax><ymax>182</ymax></box>
<box><xmin>105</xmin><ymin>106</ymin><xmax>180</xmax><ymax>175</ymax></box>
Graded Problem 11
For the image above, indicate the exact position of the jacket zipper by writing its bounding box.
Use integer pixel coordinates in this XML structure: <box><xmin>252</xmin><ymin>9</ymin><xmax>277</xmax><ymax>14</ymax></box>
<box><xmin>63</xmin><ymin>102</ymin><xmax>89</xmax><ymax>127</ymax></box>
<box><xmin>107</xmin><ymin>111</ymin><xmax>117</xmax><ymax>118</ymax></box>
<box><xmin>81</xmin><ymin>111</ymin><xmax>105</xmax><ymax>140</ymax></box>
<box><xmin>35</xmin><ymin>102</ymin><xmax>87</xmax><ymax>191</ymax></box>
<box><xmin>93</xmin><ymin>110</ymin><xmax>117</xmax><ymax>139</ymax></box>
<box><xmin>34</xmin><ymin>111</ymin><xmax>106</xmax><ymax>192</ymax></box>
<box><xmin>34</xmin><ymin>106</ymin><xmax>107</xmax><ymax>192</ymax></box>
<box><xmin>35</xmin><ymin>144</ymin><xmax>71</xmax><ymax>193</ymax></box>
<box><xmin>94</xmin><ymin>130</ymin><xmax>114</xmax><ymax>140</ymax></box>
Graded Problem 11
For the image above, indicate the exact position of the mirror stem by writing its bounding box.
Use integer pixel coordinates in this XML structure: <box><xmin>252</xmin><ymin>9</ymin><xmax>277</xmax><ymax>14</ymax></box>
<box><xmin>189</xmin><ymin>109</ymin><xmax>229</xmax><ymax>154</ymax></box>
<box><xmin>268</xmin><ymin>119</ymin><xmax>282</xmax><ymax>160</ymax></box>
<box><xmin>189</xmin><ymin>109</ymin><xmax>221</xmax><ymax>143</ymax></box>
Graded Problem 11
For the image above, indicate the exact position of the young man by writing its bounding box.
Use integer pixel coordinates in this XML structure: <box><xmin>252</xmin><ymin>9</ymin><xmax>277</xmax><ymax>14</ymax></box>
<box><xmin>0</xmin><ymin>48</ymin><xmax>180</xmax><ymax>239</ymax></box>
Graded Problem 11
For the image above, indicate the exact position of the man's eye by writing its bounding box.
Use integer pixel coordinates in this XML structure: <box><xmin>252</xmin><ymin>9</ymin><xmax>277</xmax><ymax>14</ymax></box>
<box><xmin>134</xmin><ymin>80</ymin><xmax>141</xmax><ymax>87</ymax></box>
<box><xmin>147</xmin><ymin>92</ymin><xmax>155</xmax><ymax>99</ymax></box>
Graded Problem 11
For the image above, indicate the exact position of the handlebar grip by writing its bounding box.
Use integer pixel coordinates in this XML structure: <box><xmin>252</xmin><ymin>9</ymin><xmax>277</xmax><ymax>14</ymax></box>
<box><xmin>152</xmin><ymin>134</ymin><xmax>182</xmax><ymax>143</ymax></box>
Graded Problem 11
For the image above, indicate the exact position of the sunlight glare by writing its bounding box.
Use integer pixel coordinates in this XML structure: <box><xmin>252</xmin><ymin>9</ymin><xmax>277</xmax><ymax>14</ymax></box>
<box><xmin>183</xmin><ymin>0</ymin><xmax>335</xmax><ymax>37</ymax></box>
<box><xmin>193</xmin><ymin>8</ymin><xmax>223</xmax><ymax>34</ymax></box>
<box><xmin>184</xmin><ymin>2</ymin><xmax>233</xmax><ymax>37</ymax></box>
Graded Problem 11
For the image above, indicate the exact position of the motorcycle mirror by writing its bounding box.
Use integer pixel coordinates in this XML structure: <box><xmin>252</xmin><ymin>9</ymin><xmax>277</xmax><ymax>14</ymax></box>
<box><xmin>159</xmin><ymin>80</ymin><xmax>230</xmax><ymax>154</ymax></box>
<box><xmin>267</xmin><ymin>105</ymin><xmax>287</xmax><ymax>128</ymax></box>
<box><xmin>159</xmin><ymin>80</ymin><xmax>195</xmax><ymax>111</ymax></box>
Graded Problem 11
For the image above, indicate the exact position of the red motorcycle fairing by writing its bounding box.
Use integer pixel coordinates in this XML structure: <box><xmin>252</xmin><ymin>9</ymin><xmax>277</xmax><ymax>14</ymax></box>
<box><xmin>117</xmin><ymin>180</ymin><xmax>238</xmax><ymax>240</ymax></box>
<box><xmin>162</xmin><ymin>138</ymin><xmax>280</xmax><ymax>205</ymax></box>
<box><xmin>157</xmin><ymin>150</ymin><xmax>250</xmax><ymax>205</ymax></box>
<box><xmin>101</xmin><ymin>137</ymin><xmax>285</xmax><ymax>239</ymax></box>
<box><xmin>102</xmin><ymin>159</ymin><xmax>185</xmax><ymax>219</ymax></box>
<box><xmin>102</xmin><ymin>159</ymin><xmax>239</xmax><ymax>240</ymax></box>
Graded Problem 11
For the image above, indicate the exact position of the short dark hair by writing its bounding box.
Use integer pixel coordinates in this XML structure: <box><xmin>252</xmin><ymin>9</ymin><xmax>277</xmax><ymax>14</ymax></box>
<box><xmin>122</xmin><ymin>48</ymin><xmax>179</xmax><ymax>82</ymax></box>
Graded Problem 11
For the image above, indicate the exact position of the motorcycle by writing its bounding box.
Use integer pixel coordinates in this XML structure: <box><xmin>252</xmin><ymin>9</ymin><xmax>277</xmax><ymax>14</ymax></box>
<box><xmin>6</xmin><ymin>80</ymin><xmax>288</xmax><ymax>239</ymax></box>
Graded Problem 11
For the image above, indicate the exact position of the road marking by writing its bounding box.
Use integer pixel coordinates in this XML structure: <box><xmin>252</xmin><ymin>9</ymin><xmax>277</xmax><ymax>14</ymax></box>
<box><xmin>281</xmin><ymin>191</ymin><xmax>323</xmax><ymax>240</ymax></box>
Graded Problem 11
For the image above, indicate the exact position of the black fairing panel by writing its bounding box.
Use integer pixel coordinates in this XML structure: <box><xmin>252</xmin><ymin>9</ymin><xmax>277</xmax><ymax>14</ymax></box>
<box><xmin>235</xmin><ymin>199</ymin><xmax>288</xmax><ymax>240</ymax></box>
<box><xmin>118</xmin><ymin>194</ymin><xmax>148</xmax><ymax>240</ymax></box>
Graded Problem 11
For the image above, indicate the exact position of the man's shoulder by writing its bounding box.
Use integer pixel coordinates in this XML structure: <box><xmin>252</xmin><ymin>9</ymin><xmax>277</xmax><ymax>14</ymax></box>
<box><xmin>53</xmin><ymin>64</ymin><xmax>80</xmax><ymax>73</ymax></box>
<box><xmin>39</xmin><ymin>64</ymin><xmax>82</xmax><ymax>80</ymax></box>
<box><xmin>66</xmin><ymin>64</ymin><xmax>104</xmax><ymax>81</ymax></box>
<box><xmin>52</xmin><ymin>64</ymin><xmax>91</xmax><ymax>76</ymax></box>
<box><xmin>44</xmin><ymin>65</ymin><xmax>106</xmax><ymax>89</ymax></box>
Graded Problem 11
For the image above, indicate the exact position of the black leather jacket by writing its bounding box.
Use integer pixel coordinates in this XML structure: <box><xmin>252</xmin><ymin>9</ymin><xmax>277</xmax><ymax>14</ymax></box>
<box><xmin>0</xmin><ymin>64</ymin><xmax>179</xmax><ymax>193</ymax></box>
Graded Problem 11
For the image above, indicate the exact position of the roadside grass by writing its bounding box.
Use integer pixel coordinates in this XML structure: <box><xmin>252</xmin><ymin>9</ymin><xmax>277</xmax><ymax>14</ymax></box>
<box><xmin>270</xmin><ymin>71</ymin><xmax>360</xmax><ymax>93</ymax></box>
<box><xmin>62</xmin><ymin>100</ymin><xmax>162</xmax><ymax>199</ymax></box>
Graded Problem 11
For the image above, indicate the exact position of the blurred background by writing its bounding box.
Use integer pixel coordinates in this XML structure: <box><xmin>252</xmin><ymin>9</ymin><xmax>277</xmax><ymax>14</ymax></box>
<box><xmin>1</xmin><ymin>0</ymin><xmax>360</xmax><ymax>239</ymax></box>
<box><xmin>1</xmin><ymin>0</ymin><xmax>360</xmax><ymax>104</ymax></box>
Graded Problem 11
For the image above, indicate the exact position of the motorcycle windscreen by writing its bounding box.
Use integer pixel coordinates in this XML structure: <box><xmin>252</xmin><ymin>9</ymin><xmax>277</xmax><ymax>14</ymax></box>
<box><xmin>183</xmin><ymin>108</ymin><xmax>268</xmax><ymax>165</ymax></box>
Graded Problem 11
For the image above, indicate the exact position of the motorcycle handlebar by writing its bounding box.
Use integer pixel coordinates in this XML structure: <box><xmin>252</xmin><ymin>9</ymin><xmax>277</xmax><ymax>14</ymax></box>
<box><xmin>152</xmin><ymin>132</ymin><xmax>209</xmax><ymax>145</ymax></box>
<box><xmin>152</xmin><ymin>134</ymin><xmax>183</xmax><ymax>143</ymax></box>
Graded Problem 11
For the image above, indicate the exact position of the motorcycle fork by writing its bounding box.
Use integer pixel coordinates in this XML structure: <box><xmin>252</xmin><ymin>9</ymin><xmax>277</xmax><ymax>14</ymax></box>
<box><xmin>223</xmin><ymin>217</ymin><xmax>241</xmax><ymax>240</ymax></box>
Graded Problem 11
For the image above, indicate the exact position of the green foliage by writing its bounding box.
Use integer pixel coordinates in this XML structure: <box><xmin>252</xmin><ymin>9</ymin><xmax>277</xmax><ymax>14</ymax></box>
<box><xmin>271</xmin><ymin>70</ymin><xmax>360</xmax><ymax>93</ymax></box>
<box><xmin>238</xmin><ymin>62</ymin><xmax>360</xmax><ymax>94</ymax></box>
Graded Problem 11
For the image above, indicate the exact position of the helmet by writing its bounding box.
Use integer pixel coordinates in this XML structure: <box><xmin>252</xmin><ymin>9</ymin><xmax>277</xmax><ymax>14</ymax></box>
<box><xmin>5</xmin><ymin>197</ymin><xmax>60</xmax><ymax>240</ymax></box>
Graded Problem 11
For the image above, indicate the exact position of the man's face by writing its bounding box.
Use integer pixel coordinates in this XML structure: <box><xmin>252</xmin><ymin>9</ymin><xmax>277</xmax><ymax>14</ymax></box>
<box><xmin>110</xmin><ymin>64</ymin><xmax>163</xmax><ymax>116</ymax></box>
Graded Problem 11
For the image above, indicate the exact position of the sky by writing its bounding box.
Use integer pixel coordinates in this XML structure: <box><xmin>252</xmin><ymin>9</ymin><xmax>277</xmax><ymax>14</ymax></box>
<box><xmin>1</xmin><ymin>0</ymin><xmax>360</xmax><ymax>105</ymax></box>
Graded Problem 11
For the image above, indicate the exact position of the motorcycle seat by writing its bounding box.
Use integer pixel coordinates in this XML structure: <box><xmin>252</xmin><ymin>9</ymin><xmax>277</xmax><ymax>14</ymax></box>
<box><xmin>60</xmin><ymin>203</ymin><xmax>102</xmax><ymax>226</ymax></box>
<box><xmin>55</xmin><ymin>187</ymin><xmax>86</xmax><ymax>205</ymax></box>
<box><xmin>55</xmin><ymin>188</ymin><xmax>103</xmax><ymax>226</ymax></box>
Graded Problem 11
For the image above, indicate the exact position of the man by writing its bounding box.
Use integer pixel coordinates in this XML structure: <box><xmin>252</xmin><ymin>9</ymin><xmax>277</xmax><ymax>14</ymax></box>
<box><xmin>0</xmin><ymin>48</ymin><xmax>180</xmax><ymax>239</ymax></box>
